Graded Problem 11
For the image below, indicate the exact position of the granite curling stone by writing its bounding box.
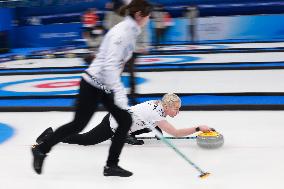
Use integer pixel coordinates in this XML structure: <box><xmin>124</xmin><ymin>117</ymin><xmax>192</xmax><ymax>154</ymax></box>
<box><xmin>196</xmin><ymin>131</ymin><xmax>224</xmax><ymax>149</ymax></box>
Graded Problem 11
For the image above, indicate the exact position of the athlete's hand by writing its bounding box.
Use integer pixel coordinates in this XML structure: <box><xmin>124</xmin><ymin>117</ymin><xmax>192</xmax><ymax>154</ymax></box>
<box><xmin>197</xmin><ymin>125</ymin><xmax>212</xmax><ymax>132</ymax></box>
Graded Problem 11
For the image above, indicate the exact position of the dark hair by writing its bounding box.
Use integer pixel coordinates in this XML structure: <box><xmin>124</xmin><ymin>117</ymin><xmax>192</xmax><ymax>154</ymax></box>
<box><xmin>119</xmin><ymin>0</ymin><xmax>152</xmax><ymax>17</ymax></box>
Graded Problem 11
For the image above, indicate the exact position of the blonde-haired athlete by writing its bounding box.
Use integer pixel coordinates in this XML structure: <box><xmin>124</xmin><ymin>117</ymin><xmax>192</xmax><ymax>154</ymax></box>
<box><xmin>37</xmin><ymin>93</ymin><xmax>212</xmax><ymax>148</ymax></box>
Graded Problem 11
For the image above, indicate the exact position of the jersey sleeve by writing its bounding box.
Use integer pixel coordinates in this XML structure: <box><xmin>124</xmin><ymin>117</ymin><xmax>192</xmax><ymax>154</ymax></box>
<box><xmin>103</xmin><ymin>34</ymin><xmax>129</xmax><ymax>109</ymax></box>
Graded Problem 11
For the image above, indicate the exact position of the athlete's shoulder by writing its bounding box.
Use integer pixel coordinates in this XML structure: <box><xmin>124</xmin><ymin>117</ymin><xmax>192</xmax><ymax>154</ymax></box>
<box><xmin>147</xmin><ymin>100</ymin><xmax>165</xmax><ymax>118</ymax></box>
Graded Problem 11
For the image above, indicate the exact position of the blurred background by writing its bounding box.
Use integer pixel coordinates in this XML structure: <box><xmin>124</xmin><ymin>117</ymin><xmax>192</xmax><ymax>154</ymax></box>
<box><xmin>1</xmin><ymin>0</ymin><xmax>284</xmax><ymax>111</ymax></box>
<box><xmin>1</xmin><ymin>0</ymin><xmax>284</xmax><ymax>51</ymax></box>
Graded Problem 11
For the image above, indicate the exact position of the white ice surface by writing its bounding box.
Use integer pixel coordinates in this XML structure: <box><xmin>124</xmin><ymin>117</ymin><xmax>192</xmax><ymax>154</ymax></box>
<box><xmin>1</xmin><ymin>51</ymin><xmax>284</xmax><ymax>70</ymax></box>
<box><xmin>138</xmin><ymin>52</ymin><xmax>284</xmax><ymax>64</ymax></box>
<box><xmin>1</xmin><ymin>69</ymin><xmax>284</xmax><ymax>95</ymax></box>
<box><xmin>1</xmin><ymin>111</ymin><xmax>284</xmax><ymax>189</ymax></box>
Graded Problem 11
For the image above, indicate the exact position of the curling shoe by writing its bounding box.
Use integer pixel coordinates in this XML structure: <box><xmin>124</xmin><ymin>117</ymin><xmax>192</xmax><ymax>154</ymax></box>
<box><xmin>125</xmin><ymin>135</ymin><xmax>144</xmax><ymax>145</ymax></box>
<box><xmin>31</xmin><ymin>144</ymin><xmax>46</xmax><ymax>174</ymax></box>
<box><xmin>103</xmin><ymin>165</ymin><xmax>133</xmax><ymax>177</ymax></box>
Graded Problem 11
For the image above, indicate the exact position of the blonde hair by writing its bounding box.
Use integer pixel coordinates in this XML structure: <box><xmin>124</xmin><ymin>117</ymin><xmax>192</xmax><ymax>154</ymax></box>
<box><xmin>161</xmin><ymin>93</ymin><xmax>181</xmax><ymax>107</ymax></box>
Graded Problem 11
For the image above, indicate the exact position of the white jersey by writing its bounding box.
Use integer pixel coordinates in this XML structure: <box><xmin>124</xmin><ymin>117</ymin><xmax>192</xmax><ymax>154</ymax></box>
<box><xmin>109</xmin><ymin>100</ymin><xmax>166</xmax><ymax>133</ymax></box>
<box><xmin>83</xmin><ymin>16</ymin><xmax>141</xmax><ymax>109</ymax></box>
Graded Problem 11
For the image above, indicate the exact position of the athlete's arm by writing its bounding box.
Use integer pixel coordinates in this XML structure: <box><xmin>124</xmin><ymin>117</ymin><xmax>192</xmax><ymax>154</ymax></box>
<box><xmin>156</xmin><ymin>120</ymin><xmax>211</xmax><ymax>137</ymax></box>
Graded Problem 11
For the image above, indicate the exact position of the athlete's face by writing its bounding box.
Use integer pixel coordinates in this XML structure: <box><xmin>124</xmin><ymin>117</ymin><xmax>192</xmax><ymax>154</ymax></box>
<box><xmin>165</xmin><ymin>102</ymin><xmax>181</xmax><ymax>118</ymax></box>
<box><xmin>139</xmin><ymin>15</ymin><xmax>150</xmax><ymax>27</ymax></box>
<box><xmin>135</xmin><ymin>12</ymin><xmax>150</xmax><ymax>27</ymax></box>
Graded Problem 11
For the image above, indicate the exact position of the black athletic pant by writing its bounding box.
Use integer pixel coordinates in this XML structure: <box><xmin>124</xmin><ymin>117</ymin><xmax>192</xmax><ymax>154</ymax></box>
<box><xmin>63</xmin><ymin>113</ymin><xmax>114</xmax><ymax>145</ymax></box>
<box><xmin>62</xmin><ymin>113</ymin><xmax>163</xmax><ymax>145</ymax></box>
<box><xmin>131</xmin><ymin>126</ymin><xmax>162</xmax><ymax>136</ymax></box>
<box><xmin>38</xmin><ymin>79</ymin><xmax>132</xmax><ymax>166</ymax></box>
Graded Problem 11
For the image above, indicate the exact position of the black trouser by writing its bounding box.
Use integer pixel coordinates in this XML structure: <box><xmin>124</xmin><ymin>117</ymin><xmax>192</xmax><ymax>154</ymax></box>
<box><xmin>63</xmin><ymin>113</ymin><xmax>113</xmax><ymax>145</ymax></box>
<box><xmin>38</xmin><ymin>79</ymin><xmax>132</xmax><ymax>166</ymax></box>
<box><xmin>63</xmin><ymin>112</ymin><xmax>163</xmax><ymax>145</ymax></box>
<box><xmin>130</xmin><ymin>126</ymin><xmax>162</xmax><ymax>136</ymax></box>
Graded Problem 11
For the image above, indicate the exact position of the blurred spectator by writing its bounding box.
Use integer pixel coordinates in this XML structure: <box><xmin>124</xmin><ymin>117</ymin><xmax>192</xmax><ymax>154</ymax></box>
<box><xmin>0</xmin><ymin>31</ymin><xmax>9</xmax><ymax>54</ymax></box>
<box><xmin>104</xmin><ymin>0</ymin><xmax>129</xmax><ymax>30</ymax></box>
<box><xmin>81</xmin><ymin>8</ymin><xmax>103</xmax><ymax>49</ymax></box>
<box><xmin>104</xmin><ymin>0</ymin><xmax>150</xmax><ymax>105</ymax></box>
<box><xmin>185</xmin><ymin>5</ymin><xmax>199</xmax><ymax>43</ymax></box>
<box><xmin>152</xmin><ymin>5</ymin><xmax>171</xmax><ymax>48</ymax></box>
<box><xmin>164</xmin><ymin>11</ymin><xmax>173</xmax><ymax>28</ymax></box>
<box><xmin>82</xmin><ymin>8</ymin><xmax>104</xmax><ymax>65</ymax></box>
<box><xmin>127</xmin><ymin>26</ymin><xmax>150</xmax><ymax>105</ymax></box>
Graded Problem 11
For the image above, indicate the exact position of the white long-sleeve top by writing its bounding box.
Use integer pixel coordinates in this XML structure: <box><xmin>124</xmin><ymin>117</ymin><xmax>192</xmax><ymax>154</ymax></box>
<box><xmin>109</xmin><ymin>100</ymin><xmax>166</xmax><ymax>133</ymax></box>
<box><xmin>83</xmin><ymin>16</ymin><xmax>141</xmax><ymax>109</ymax></box>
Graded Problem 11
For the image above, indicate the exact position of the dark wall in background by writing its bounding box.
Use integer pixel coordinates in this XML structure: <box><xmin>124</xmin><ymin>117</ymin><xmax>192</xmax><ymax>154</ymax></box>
<box><xmin>0</xmin><ymin>8</ymin><xmax>13</xmax><ymax>53</ymax></box>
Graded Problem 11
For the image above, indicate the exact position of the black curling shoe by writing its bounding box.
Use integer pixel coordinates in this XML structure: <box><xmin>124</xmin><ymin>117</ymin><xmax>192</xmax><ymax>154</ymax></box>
<box><xmin>31</xmin><ymin>144</ymin><xmax>46</xmax><ymax>174</ymax></box>
<box><xmin>103</xmin><ymin>165</ymin><xmax>133</xmax><ymax>177</ymax></box>
<box><xmin>125</xmin><ymin>135</ymin><xmax>144</xmax><ymax>145</ymax></box>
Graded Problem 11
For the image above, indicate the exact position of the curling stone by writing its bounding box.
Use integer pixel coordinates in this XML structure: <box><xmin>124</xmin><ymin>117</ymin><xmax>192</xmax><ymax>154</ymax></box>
<box><xmin>196</xmin><ymin>131</ymin><xmax>224</xmax><ymax>149</ymax></box>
